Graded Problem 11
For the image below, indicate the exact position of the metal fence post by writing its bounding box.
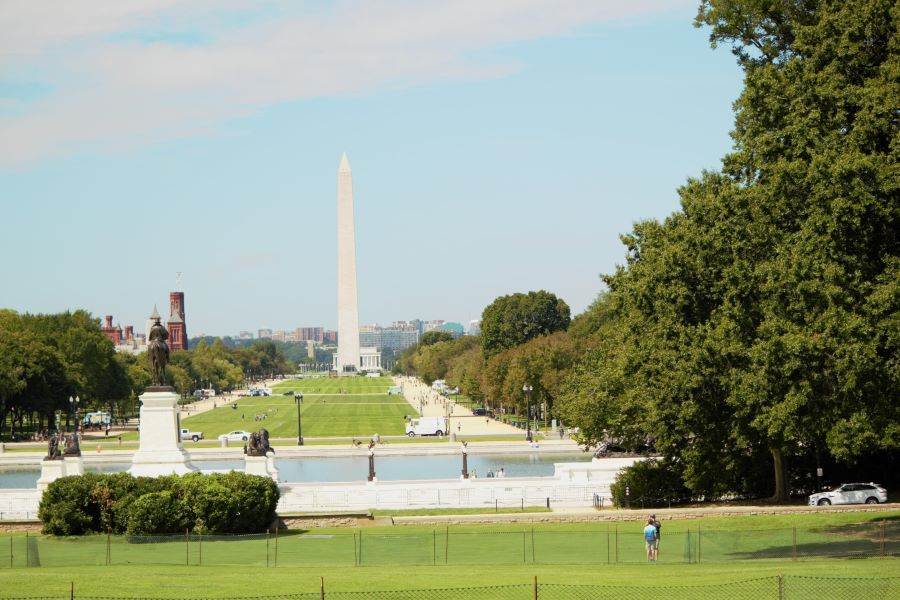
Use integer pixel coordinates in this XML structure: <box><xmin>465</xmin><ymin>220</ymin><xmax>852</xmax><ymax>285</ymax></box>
<box><xmin>615</xmin><ymin>525</ymin><xmax>618</xmax><ymax>564</ymax></box>
<box><xmin>533</xmin><ymin>575</ymin><xmax>538</xmax><ymax>600</ymax></box>
<box><xmin>432</xmin><ymin>530</ymin><xmax>436</xmax><ymax>565</ymax></box>
<box><xmin>70</xmin><ymin>581</ymin><xmax>74</xmax><ymax>600</ymax></box>
<box><xmin>522</xmin><ymin>530</ymin><xmax>526</xmax><ymax>563</ymax></box>
<box><xmin>444</xmin><ymin>526</ymin><xmax>449</xmax><ymax>564</ymax></box>
<box><xmin>792</xmin><ymin>527</ymin><xmax>797</xmax><ymax>561</ymax></box>
<box><xmin>185</xmin><ymin>529</ymin><xmax>189</xmax><ymax>566</ymax></box>
<box><xmin>353</xmin><ymin>531</ymin><xmax>358</xmax><ymax>566</ymax></box>
<box><xmin>274</xmin><ymin>527</ymin><xmax>278</xmax><ymax>568</ymax></box>
<box><xmin>266</xmin><ymin>529</ymin><xmax>270</xmax><ymax>568</ymax></box>
<box><xmin>320</xmin><ymin>576</ymin><xmax>325</xmax><ymax>600</ymax></box>
<box><xmin>606</xmin><ymin>526</ymin><xmax>610</xmax><ymax>564</ymax></box>
<box><xmin>10</xmin><ymin>536</ymin><xmax>14</xmax><ymax>568</ymax></box>
<box><xmin>531</xmin><ymin>527</ymin><xmax>535</xmax><ymax>563</ymax></box>
<box><xmin>777</xmin><ymin>574</ymin><xmax>783</xmax><ymax>600</ymax></box>
<box><xmin>881</xmin><ymin>520</ymin><xmax>886</xmax><ymax>557</ymax></box>
<box><xmin>697</xmin><ymin>525</ymin><xmax>701</xmax><ymax>563</ymax></box>
<box><xmin>24</xmin><ymin>532</ymin><xmax>28</xmax><ymax>567</ymax></box>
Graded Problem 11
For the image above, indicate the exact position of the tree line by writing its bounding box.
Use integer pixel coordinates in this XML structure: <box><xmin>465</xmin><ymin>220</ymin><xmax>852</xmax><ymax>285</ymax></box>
<box><xmin>0</xmin><ymin>310</ymin><xmax>290</xmax><ymax>440</ymax></box>
<box><xmin>399</xmin><ymin>0</ymin><xmax>899</xmax><ymax>501</ymax></box>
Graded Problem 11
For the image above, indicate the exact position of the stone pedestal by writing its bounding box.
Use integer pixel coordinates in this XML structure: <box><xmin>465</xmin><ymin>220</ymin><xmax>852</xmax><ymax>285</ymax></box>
<box><xmin>130</xmin><ymin>389</ymin><xmax>195</xmax><ymax>477</ymax></box>
<box><xmin>244</xmin><ymin>454</ymin><xmax>279</xmax><ymax>481</ymax></box>
<box><xmin>37</xmin><ymin>456</ymin><xmax>84</xmax><ymax>491</ymax></box>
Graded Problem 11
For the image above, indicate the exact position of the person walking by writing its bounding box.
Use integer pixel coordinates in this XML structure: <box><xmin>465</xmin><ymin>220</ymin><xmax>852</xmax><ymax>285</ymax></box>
<box><xmin>650</xmin><ymin>514</ymin><xmax>661</xmax><ymax>559</ymax></box>
<box><xmin>643</xmin><ymin>517</ymin><xmax>659</xmax><ymax>562</ymax></box>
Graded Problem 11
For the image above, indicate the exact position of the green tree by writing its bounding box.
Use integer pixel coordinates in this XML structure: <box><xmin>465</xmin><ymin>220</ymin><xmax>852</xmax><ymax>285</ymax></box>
<box><xmin>419</xmin><ymin>331</ymin><xmax>453</xmax><ymax>346</ymax></box>
<box><xmin>480</xmin><ymin>291</ymin><xmax>571</xmax><ymax>358</ymax></box>
<box><xmin>559</xmin><ymin>0</ymin><xmax>899</xmax><ymax>501</ymax></box>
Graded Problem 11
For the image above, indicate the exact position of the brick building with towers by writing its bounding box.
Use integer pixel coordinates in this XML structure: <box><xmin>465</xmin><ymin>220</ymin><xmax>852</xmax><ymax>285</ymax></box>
<box><xmin>168</xmin><ymin>291</ymin><xmax>188</xmax><ymax>351</ymax></box>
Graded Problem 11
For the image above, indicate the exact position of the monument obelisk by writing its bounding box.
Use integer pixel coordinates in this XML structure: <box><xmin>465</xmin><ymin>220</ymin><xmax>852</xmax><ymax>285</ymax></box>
<box><xmin>335</xmin><ymin>153</ymin><xmax>361</xmax><ymax>375</ymax></box>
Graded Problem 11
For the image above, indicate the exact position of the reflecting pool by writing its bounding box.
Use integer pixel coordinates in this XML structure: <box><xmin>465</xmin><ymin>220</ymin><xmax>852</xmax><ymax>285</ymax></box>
<box><xmin>0</xmin><ymin>452</ymin><xmax>592</xmax><ymax>489</ymax></box>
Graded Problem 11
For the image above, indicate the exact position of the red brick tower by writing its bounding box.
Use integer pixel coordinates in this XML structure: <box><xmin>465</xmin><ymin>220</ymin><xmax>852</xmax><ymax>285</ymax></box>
<box><xmin>100</xmin><ymin>315</ymin><xmax>122</xmax><ymax>345</ymax></box>
<box><xmin>168</xmin><ymin>291</ymin><xmax>188</xmax><ymax>351</ymax></box>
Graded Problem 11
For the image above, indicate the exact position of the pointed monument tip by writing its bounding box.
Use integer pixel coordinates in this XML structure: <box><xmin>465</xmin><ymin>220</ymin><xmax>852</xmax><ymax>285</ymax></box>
<box><xmin>338</xmin><ymin>152</ymin><xmax>351</xmax><ymax>172</ymax></box>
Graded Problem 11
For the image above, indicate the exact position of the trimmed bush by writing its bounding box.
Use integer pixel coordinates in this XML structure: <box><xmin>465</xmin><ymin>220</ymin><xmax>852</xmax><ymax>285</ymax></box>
<box><xmin>610</xmin><ymin>458</ymin><xmax>690</xmax><ymax>508</ymax></box>
<box><xmin>126</xmin><ymin>491</ymin><xmax>187</xmax><ymax>535</ymax></box>
<box><xmin>39</xmin><ymin>472</ymin><xmax>279</xmax><ymax>535</ymax></box>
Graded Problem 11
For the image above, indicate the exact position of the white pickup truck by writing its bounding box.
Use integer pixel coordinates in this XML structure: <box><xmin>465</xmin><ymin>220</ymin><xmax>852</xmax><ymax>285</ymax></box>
<box><xmin>180</xmin><ymin>428</ymin><xmax>204</xmax><ymax>442</ymax></box>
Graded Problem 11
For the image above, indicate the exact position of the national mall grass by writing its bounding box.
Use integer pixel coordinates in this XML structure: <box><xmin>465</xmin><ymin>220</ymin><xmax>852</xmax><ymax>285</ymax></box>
<box><xmin>179</xmin><ymin>376</ymin><xmax>416</xmax><ymax>439</ymax></box>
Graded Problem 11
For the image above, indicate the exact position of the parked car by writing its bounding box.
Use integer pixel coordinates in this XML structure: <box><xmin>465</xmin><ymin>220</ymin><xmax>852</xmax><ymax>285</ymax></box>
<box><xmin>218</xmin><ymin>430</ymin><xmax>251</xmax><ymax>443</ymax></box>
<box><xmin>472</xmin><ymin>408</ymin><xmax>494</xmax><ymax>417</ymax></box>
<box><xmin>283</xmin><ymin>390</ymin><xmax>295</xmax><ymax>396</ymax></box>
<box><xmin>809</xmin><ymin>483</ymin><xmax>887</xmax><ymax>506</ymax></box>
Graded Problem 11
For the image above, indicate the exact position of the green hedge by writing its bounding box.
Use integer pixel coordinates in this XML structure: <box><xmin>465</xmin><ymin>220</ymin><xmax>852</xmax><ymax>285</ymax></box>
<box><xmin>610</xmin><ymin>458</ymin><xmax>690</xmax><ymax>508</ymax></box>
<box><xmin>38</xmin><ymin>471</ymin><xmax>279</xmax><ymax>536</ymax></box>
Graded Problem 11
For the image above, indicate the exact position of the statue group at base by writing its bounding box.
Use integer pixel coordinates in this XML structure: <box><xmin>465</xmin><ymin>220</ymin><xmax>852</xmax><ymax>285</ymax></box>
<box><xmin>244</xmin><ymin>429</ymin><xmax>274</xmax><ymax>456</ymax></box>
<box><xmin>45</xmin><ymin>432</ymin><xmax>80</xmax><ymax>460</ymax></box>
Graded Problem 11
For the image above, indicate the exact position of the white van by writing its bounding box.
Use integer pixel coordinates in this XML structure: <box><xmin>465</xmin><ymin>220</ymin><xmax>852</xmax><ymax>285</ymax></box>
<box><xmin>405</xmin><ymin>416</ymin><xmax>447</xmax><ymax>437</ymax></box>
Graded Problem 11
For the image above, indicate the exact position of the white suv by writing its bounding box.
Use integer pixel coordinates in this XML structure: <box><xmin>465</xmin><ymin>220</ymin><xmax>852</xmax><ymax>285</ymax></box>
<box><xmin>809</xmin><ymin>483</ymin><xmax>887</xmax><ymax>506</ymax></box>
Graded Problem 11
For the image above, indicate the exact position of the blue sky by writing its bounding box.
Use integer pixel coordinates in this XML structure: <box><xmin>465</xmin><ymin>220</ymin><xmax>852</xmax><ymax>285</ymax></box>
<box><xmin>0</xmin><ymin>1</ymin><xmax>742</xmax><ymax>336</ymax></box>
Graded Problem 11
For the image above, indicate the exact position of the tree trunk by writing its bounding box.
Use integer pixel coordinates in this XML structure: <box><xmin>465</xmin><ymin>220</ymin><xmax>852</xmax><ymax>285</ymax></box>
<box><xmin>770</xmin><ymin>446</ymin><xmax>789</xmax><ymax>503</ymax></box>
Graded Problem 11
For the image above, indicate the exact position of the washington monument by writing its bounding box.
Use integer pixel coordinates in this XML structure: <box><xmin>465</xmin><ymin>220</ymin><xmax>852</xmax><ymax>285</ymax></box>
<box><xmin>335</xmin><ymin>153</ymin><xmax>362</xmax><ymax>374</ymax></box>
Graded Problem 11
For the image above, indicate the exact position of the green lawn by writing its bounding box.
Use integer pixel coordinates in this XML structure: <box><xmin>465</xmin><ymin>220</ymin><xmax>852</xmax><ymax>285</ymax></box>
<box><xmin>1</xmin><ymin>511</ymin><xmax>898</xmax><ymax>598</ymax></box>
<box><xmin>180</xmin><ymin>376</ymin><xmax>416</xmax><ymax>439</ymax></box>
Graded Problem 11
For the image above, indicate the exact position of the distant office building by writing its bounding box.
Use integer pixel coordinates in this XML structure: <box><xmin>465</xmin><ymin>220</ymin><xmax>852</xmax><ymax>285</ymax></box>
<box><xmin>467</xmin><ymin>320</ymin><xmax>481</xmax><ymax>336</ymax></box>
<box><xmin>296</xmin><ymin>327</ymin><xmax>325</xmax><ymax>342</ymax></box>
<box><xmin>238</xmin><ymin>331</ymin><xmax>254</xmax><ymax>340</ymax></box>
<box><xmin>423</xmin><ymin>320</ymin><xmax>446</xmax><ymax>333</ymax></box>
<box><xmin>258</xmin><ymin>329</ymin><xmax>273</xmax><ymax>339</ymax></box>
<box><xmin>324</xmin><ymin>330</ymin><xmax>338</xmax><ymax>344</ymax></box>
<box><xmin>436</xmin><ymin>322</ymin><xmax>464</xmax><ymax>339</ymax></box>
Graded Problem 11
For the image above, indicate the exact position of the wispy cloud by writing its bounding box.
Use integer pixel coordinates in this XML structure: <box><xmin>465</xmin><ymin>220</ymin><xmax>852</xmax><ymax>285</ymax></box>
<box><xmin>0</xmin><ymin>0</ymin><xmax>687</xmax><ymax>165</ymax></box>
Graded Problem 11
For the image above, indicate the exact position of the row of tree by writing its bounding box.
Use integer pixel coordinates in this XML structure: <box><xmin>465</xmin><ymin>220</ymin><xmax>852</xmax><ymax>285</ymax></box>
<box><xmin>399</xmin><ymin>0</ymin><xmax>899</xmax><ymax>501</ymax></box>
<box><xmin>0</xmin><ymin>310</ymin><xmax>291</xmax><ymax>439</ymax></box>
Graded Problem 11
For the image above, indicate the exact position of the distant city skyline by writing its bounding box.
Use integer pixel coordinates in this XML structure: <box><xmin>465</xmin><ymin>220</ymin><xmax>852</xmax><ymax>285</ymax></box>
<box><xmin>1</xmin><ymin>1</ymin><xmax>742</xmax><ymax>335</ymax></box>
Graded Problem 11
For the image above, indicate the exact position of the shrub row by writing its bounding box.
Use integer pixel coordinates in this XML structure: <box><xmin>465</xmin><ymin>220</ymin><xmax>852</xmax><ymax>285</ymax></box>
<box><xmin>38</xmin><ymin>471</ymin><xmax>279</xmax><ymax>536</ymax></box>
<box><xmin>610</xmin><ymin>458</ymin><xmax>690</xmax><ymax>508</ymax></box>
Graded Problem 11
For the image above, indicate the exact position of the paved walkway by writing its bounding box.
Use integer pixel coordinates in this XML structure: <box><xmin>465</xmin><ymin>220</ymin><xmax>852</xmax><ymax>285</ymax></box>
<box><xmin>396</xmin><ymin>376</ymin><xmax>528</xmax><ymax>438</ymax></box>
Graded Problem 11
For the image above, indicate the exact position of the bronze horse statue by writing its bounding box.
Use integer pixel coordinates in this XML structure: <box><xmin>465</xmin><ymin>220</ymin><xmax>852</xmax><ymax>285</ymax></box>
<box><xmin>147</xmin><ymin>316</ymin><xmax>170</xmax><ymax>387</ymax></box>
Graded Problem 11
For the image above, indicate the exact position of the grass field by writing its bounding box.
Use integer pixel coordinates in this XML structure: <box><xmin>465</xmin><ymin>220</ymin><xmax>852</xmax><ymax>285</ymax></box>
<box><xmin>180</xmin><ymin>376</ymin><xmax>417</xmax><ymax>439</ymax></box>
<box><xmin>1</xmin><ymin>512</ymin><xmax>898</xmax><ymax>598</ymax></box>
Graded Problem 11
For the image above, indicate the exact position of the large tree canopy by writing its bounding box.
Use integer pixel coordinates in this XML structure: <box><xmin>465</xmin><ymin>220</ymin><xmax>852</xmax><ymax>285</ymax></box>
<box><xmin>558</xmin><ymin>0</ymin><xmax>899</xmax><ymax>501</ymax></box>
<box><xmin>480</xmin><ymin>291</ymin><xmax>571</xmax><ymax>359</ymax></box>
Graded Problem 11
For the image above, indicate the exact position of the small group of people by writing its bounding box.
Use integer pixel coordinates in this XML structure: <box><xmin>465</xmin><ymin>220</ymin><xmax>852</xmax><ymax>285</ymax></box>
<box><xmin>485</xmin><ymin>468</ymin><xmax>505</xmax><ymax>478</ymax></box>
<box><xmin>642</xmin><ymin>514</ymin><xmax>662</xmax><ymax>562</ymax></box>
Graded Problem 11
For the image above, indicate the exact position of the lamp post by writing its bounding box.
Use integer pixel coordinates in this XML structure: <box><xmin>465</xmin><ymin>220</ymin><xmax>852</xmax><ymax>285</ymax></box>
<box><xmin>461</xmin><ymin>441</ymin><xmax>469</xmax><ymax>479</ymax></box>
<box><xmin>295</xmin><ymin>393</ymin><xmax>304</xmax><ymax>446</ymax></box>
<box><xmin>367</xmin><ymin>441</ymin><xmax>376</xmax><ymax>482</ymax></box>
<box><xmin>69</xmin><ymin>395</ymin><xmax>81</xmax><ymax>452</ymax></box>
<box><xmin>522</xmin><ymin>385</ymin><xmax>533</xmax><ymax>442</ymax></box>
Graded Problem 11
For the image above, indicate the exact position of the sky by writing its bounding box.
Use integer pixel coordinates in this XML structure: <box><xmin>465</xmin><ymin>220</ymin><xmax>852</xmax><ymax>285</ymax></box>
<box><xmin>0</xmin><ymin>0</ymin><xmax>743</xmax><ymax>336</ymax></box>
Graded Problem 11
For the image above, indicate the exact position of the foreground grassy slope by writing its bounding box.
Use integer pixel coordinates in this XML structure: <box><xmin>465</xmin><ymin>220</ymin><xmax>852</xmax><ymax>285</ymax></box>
<box><xmin>2</xmin><ymin>511</ymin><xmax>898</xmax><ymax>598</ymax></box>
